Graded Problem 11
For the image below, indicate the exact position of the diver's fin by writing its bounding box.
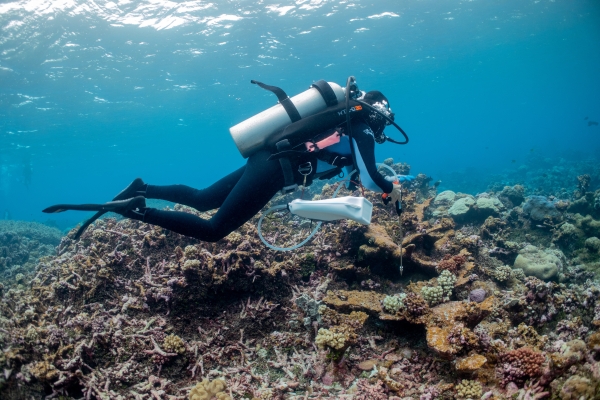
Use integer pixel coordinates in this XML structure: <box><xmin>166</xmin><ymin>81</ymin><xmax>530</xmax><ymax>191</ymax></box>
<box><xmin>73</xmin><ymin>210</ymin><xmax>107</xmax><ymax>240</ymax></box>
<box><xmin>43</xmin><ymin>196</ymin><xmax>146</xmax><ymax>214</ymax></box>
<box><xmin>113</xmin><ymin>177</ymin><xmax>146</xmax><ymax>201</ymax></box>
<box><xmin>71</xmin><ymin>178</ymin><xmax>147</xmax><ymax>239</ymax></box>
<box><xmin>43</xmin><ymin>203</ymin><xmax>107</xmax><ymax>213</ymax></box>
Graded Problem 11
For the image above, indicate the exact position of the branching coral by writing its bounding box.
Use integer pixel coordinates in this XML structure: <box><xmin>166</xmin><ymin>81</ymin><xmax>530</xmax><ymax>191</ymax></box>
<box><xmin>498</xmin><ymin>347</ymin><xmax>545</xmax><ymax>387</ymax></box>
<box><xmin>492</xmin><ymin>265</ymin><xmax>513</xmax><ymax>282</ymax></box>
<box><xmin>421</xmin><ymin>285</ymin><xmax>444</xmax><ymax>306</ymax></box>
<box><xmin>315</xmin><ymin>327</ymin><xmax>347</xmax><ymax>350</ymax></box>
<box><xmin>436</xmin><ymin>253</ymin><xmax>466</xmax><ymax>274</ymax></box>
<box><xmin>163</xmin><ymin>334</ymin><xmax>186</xmax><ymax>355</ymax></box>
<box><xmin>438</xmin><ymin>270</ymin><xmax>457</xmax><ymax>299</ymax></box>
<box><xmin>383</xmin><ymin>293</ymin><xmax>407</xmax><ymax>314</ymax></box>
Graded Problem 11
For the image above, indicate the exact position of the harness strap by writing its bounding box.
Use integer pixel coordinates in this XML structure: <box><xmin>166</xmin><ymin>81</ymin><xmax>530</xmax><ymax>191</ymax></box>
<box><xmin>268</xmin><ymin>149</ymin><xmax>308</xmax><ymax>161</ymax></box>
<box><xmin>251</xmin><ymin>80</ymin><xmax>301</xmax><ymax>123</ymax></box>
<box><xmin>276</xmin><ymin>140</ymin><xmax>298</xmax><ymax>194</ymax></box>
<box><xmin>311</xmin><ymin>80</ymin><xmax>339</xmax><ymax>107</ymax></box>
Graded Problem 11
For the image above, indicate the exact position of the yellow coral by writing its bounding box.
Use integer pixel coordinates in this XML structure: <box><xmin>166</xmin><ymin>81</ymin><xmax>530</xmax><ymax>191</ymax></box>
<box><xmin>28</xmin><ymin>361</ymin><xmax>59</xmax><ymax>381</ymax></box>
<box><xmin>189</xmin><ymin>379</ymin><xmax>231</xmax><ymax>400</ymax></box>
<box><xmin>184</xmin><ymin>245</ymin><xmax>199</xmax><ymax>259</ymax></box>
<box><xmin>163</xmin><ymin>334</ymin><xmax>186</xmax><ymax>354</ymax></box>
<box><xmin>183</xmin><ymin>259</ymin><xmax>202</xmax><ymax>272</ymax></box>
<box><xmin>315</xmin><ymin>327</ymin><xmax>346</xmax><ymax>350</ymax></box>
<box><xmin>455</xmin><ymin>379</ymin><xmax>482</xmax><ymax>399</ymax></box>
<box><xmin>559</xmin><ymin>375</ymin><xmax>596</xmax><ymax>400</ymax></box>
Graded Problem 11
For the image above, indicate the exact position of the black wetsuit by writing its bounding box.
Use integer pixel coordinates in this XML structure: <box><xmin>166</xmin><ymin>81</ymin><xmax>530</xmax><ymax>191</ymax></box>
<box><xmin>140</xmin><ymin>121</ymin><xmax>393</xmax><ymax>242</ymax></box>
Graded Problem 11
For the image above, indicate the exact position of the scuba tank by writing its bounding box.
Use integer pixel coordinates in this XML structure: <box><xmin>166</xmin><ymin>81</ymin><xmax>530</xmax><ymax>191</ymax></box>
<box><xmin>229</xmin><ymin>80</ymin><xmax>345</xmax><ymax>158</ymax></box>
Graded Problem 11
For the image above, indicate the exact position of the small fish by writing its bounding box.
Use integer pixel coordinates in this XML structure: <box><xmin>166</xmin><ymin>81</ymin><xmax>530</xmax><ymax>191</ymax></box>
<box><xmin>530</xmin><ymin>148</ymin><xmax>534</xmax><ymax>152</ymax></box>
<box><xmin>585</xmin><ymin>116</ymin><xmax>589</xmax><ymax>120</ymax></box>
<box><xmin>588</xmin><ymin>121</ymin><xmax>598</xmax><ymax>127</ymax></box>
<box><xmin>511</xmin><ymin>159</ymin><xmax>516</xmax><ymax>163</ymax></box>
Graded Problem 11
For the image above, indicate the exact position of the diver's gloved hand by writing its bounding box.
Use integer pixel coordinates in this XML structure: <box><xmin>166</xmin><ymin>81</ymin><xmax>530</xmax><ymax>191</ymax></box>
<box><xmin>385</xmin><ymin>175</ymin><xmax>415</xmax><ymax>183</ymax></box>
<box><xmin>389</xmin><ymin>183</ymin><xmax>402</xmax><ymax>205</ymax></box>
<box><xmin>382</xmin><ymin>183</ymin><xmax>402</xmax><ymax>204</ymax></box>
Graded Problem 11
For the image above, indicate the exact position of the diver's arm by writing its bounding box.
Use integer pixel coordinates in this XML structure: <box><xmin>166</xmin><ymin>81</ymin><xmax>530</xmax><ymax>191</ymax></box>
<box><xmin>351</xmin><ymin>123</ymin><xmax>394</xmax><ymax>193</ymax></box>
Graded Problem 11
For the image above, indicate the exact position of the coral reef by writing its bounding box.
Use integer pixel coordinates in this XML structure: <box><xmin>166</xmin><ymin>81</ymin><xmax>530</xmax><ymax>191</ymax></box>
<box><xmin>0</xmin><ymin>221</ymin><xmax>61</xmax><ymax>273</ymax></box>
<box><xmin>189</xmin><ymin>378</ymin><xmax>231</xmax><ymax>400</ymax></box>
<box><xmin>455</xmin><ymin>379</ymin><xmax>482</xmax><ymax>399</ymax></box>
<box><xmin>0</xmin><ymin>163</ymin><xmax>600</xmax><ymax>399</ymax></box>
<box><xmin>513</xmin><ymin>245</ymin><xmax>564</xmax><ymax>281</ymax></box>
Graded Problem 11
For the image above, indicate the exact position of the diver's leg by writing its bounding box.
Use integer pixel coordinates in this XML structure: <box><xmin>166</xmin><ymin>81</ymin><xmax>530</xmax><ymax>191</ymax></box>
<box><xmin>144</xmin><ymin>166</ymin><xmax>246</xmax><ymax>212</ymax></box>
<box><xmin>140</xmin><ymin>150</ymin><xmax>284</xmax><ymax>242</ymax></box>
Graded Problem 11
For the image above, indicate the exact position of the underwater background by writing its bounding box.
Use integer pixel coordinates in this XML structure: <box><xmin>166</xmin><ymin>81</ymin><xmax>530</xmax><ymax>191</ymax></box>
<box><xmin>0</xmin><ymin>0</ymin><xmax>599</xmax><ymax>229</ymax></box>
<box><xmin>3</xmin><ymin>1</ymin><xmax>600</xmax><ymax>399</ymax></box>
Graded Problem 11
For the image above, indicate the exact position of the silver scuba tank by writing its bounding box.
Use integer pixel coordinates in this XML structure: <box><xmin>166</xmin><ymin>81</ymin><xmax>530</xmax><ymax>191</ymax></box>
<box><xmin>229</xmin><ymin>81</ymin><xmax>345</xmax><ymax>158</ymax></box>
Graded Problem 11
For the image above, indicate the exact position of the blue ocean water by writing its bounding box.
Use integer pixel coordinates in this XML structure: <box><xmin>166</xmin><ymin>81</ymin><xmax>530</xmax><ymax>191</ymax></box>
<box><xmin>1</xmin><ymin>0</ymin><xmax>599</xmax><ymax>229</ymax></box>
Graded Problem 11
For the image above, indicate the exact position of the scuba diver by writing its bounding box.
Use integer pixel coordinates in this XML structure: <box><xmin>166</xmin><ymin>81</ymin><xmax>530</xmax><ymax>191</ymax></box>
<box><xmin>44</xmin><ymin>77</ymin><xmax>410</xmax><ymax>242</ymax></box>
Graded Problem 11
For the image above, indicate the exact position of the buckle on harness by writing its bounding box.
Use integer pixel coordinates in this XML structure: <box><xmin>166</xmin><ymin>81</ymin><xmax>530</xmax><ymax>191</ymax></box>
<box><xmin>298</xmin><ymin>162</ymin><xmax>312</xmax><ymax>176</ymax></box>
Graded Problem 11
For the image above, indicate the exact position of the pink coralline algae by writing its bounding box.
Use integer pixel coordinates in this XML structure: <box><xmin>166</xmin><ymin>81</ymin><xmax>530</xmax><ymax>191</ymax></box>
<box><xmin>355</xmin><ymin>378</ymin><xmax>388</xmax><ymax>400</ymax></box>
<box><xmin>469</xmin><ymin>288</ymin><xmax>486</xmax><ymax>303</ymax></box>
<box><xmin>498</xmin><ymin>347</ymin><xmax>545</xmax><ymax>387</ymax></box>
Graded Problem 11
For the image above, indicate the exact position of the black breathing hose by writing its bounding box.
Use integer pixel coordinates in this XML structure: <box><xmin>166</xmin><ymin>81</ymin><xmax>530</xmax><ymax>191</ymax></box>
<box><xmin>345</xmin><ymin>76</ymin><xmax>359</xmax><ymax>171</ymax></box>
<box><xmin>354</xmin><ymin>99</ymin><xmax>409</xmax><ymax>145</ymax></box>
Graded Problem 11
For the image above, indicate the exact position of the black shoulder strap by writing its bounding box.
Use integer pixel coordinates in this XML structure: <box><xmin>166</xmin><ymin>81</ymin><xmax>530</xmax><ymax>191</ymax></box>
<box><xmin>275</xmin><ymin>139</ymin><xmax>298</xmax><ymax>194</ymax></box>
<box><xmin>311</xmin><ymin>80</ymin><xmax>338</xmax><ymax>107</ymax></box>
<box><xmin>251</xmin><ymin>80</ymin><xmax>301</xmax><ymax>123</ymax></box>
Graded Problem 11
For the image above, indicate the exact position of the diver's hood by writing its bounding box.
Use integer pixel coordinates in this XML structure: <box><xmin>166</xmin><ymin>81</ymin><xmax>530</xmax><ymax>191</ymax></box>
<box><xmin>363</xmin><ymin>90</ymin><xmax>389</xmax><ymax>106</ymax></box>
<box><xmin>361</xmin><ymin>90</ymin><xmax>393</xmax><ymax>143</ymax></box>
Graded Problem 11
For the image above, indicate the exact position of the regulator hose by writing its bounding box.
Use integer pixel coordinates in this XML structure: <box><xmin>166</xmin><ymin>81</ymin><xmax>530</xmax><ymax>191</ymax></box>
<box><xmin>258</xmin><ymin>170</ymin><xmax>360</xmax><ymax>251</ymax></box>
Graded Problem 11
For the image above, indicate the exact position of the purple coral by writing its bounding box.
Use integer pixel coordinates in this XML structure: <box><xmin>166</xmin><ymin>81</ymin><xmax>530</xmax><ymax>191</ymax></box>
<box><xmin>469</xmin><ymin>288</ymin><xmax>487</xmax><ymax>303</ymax></box>
<box><xmin>355</xmin><ymin>379</ymin><xmax>388</xmax><ymax>400</ymax></box>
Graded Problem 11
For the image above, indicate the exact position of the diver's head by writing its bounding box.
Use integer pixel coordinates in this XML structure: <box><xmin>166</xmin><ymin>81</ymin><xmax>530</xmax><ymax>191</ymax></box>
<box><xmin>361</xmin><ymin>90</ymin><xmax>395</xmax><ymax>144</ymax></box>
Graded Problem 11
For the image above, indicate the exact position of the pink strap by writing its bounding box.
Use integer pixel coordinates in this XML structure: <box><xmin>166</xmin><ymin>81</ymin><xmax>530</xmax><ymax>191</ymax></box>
<box><xmin>305</xmin><ymin>131</ymin><xmax>341</xmax><ymax>152</ymax></box>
